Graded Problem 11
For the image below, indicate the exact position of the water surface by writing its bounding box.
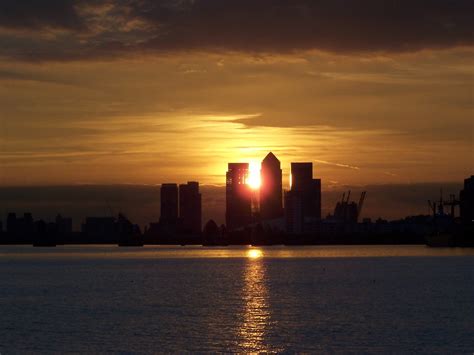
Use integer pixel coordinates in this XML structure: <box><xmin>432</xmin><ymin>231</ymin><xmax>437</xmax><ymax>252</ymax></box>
<box><xmin>1</xmin><ymin>245</ymin><xmax>473</xmax><ymax>353</ymax></box>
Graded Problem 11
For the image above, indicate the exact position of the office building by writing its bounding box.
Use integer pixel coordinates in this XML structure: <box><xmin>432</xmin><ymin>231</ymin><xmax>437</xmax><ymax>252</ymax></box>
<box><xmin>286</xmin><ymin>162</ymin><xmax>322</xmax><ymax>233</ymax></box>
<box><xmin>81</xmin><ymin>217</ymin><xmax>116</xmax><ymax>242</ymax></box>
<box><xmin>260</xmin><ymin>152</ymin><xmax>283</xmax><ymax>220</ymax></box>
<box><xmin>290</xmin><ymin>162</ymin><xmax>321</xmax><ymax>220</ymax></box>
<box><xmin>226</xmin><ymin>163</ymin><xmax>252</xmax><ymax>230</ymax></box>
<box><xmin>460</xmin><ymin>175</ymin><xmax>474</xmax><ymax>226</ymax></box>
<box><xmin>160</xmin><ymin>183</ymin><xmax>179</xmax><ymax>224</ymax></box>
<box><xmin>291</xmin><ymin>162</ymin><xmax>313</xmax><ymax>192</ymax></box>
<box><xmin>179</xmin><ymin>181</ymin><xmax>202</xmax><ymax>234</ymax></box>
<box><xmin>285</xmin><ymin>190</ymin><xmax>303</xmax><ymax>234</ymax></box>
<box><xmin>6</xmin><ymin>213</ymin><xmax>17</xmax><ymax>234</ymax></box>
<box><xmin>56</xmin><ymin>214</ymin><xmax>73</xmax><ymax>234</ymax></box>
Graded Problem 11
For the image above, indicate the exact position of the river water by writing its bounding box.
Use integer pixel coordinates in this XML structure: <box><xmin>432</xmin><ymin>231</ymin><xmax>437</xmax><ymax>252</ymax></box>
<box><xmin>1</xmin><ymin>245</ymin><xmax>473</xmax><ymax>353</ymax></box>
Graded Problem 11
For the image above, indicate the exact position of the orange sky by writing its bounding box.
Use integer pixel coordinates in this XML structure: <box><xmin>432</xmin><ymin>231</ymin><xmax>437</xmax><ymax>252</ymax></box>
<box><xmin>0</xmin><ymin>1</ymin><xmax>473</xmax><ymax>187</ymax></box>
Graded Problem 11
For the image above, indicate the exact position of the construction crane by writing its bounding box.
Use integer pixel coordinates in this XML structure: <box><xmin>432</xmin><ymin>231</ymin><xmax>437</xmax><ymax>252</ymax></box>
<box><xmin>357</xmin><ymin>191</ymin><xmax>366</xmax><ymax>219</ymax></box>
<box><xmin>334</xmin><ymin>190</ymin><xmax>366</xmax><ymax>223</ymax></box>
<box><xmin>443</xmin><ymin>194</ymin><xmax>460</xmax><ymax>218</ymax></box>
<box><xmin>428</xmin><ymin>191</ymin><xmax>459</xmax><ymax>218</ymax></box>
<box><xmin>428</xmin><ymin>200</ymin><xmax>436</xmax><ymax>216</ymax></box>
<box><xmin>438</xmin><ymin>188</ymin><xmax>445</xmax><ymax>216</ymax></box>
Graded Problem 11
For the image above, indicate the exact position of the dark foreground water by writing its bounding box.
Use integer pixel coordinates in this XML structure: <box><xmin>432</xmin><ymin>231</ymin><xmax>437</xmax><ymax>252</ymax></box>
<box><xmin>1</xmin><ymin>245</ymin><xmax>473</xmax><ymax>353</ymax></box>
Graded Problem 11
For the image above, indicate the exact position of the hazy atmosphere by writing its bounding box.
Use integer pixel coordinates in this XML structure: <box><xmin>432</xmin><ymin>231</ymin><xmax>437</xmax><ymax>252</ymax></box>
<box><xmin>1</xmin><ymin>0</ymin><xmax>472</xmax><ymax>190</ymax></box>
<box><xmin>1</xmin><ymin>2</ymin><xmax>473</xmax><ymax>354</ymax></box>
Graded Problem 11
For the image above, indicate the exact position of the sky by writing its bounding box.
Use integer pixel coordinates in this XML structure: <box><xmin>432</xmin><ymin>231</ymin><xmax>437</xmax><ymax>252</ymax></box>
<box><xmin>0</xmin><ymin>0</ymin><xmax>473</xmax><ymax>189</ymax></box>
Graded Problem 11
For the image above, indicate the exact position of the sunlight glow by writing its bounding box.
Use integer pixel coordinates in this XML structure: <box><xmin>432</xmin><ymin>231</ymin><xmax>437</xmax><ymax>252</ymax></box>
<box><xmin>247</xmin><ymin>249</ymin><xmax>263</xmax><ymax>259</ymax></box>
<box><xmin>238</xmin><ymin>251</ymin><xmax>273</xmax><ymax>352</ymax></box>
<box><xmin>247</xmin><ymin>161</ymin><xmax>261</xmax><ymax>190</ymax></box>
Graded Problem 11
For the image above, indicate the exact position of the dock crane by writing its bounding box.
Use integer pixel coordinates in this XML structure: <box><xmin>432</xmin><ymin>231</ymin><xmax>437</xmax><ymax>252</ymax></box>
<box><xmin>427</xmin><ymin>200</ymin><xmax>436</xmax><ymax>216</ymax></box>
<box><xmin>357</xmin><ymin>191</ymin><xmax>366</xmax><ymax>220</ymax></box>
<box><xmin>443</xmin><ymin>194</ymin><xmax>460</xmax><ymax>218</ymax></box>
<box><xmin>334</xmin><ymin>190</ymin><xmax>367</xmax><ymax>223</ymax></box>
<box><xmin>428</xmin><ymin>190</ymin><xmax>459</xmax><ymax>218</ymax></box>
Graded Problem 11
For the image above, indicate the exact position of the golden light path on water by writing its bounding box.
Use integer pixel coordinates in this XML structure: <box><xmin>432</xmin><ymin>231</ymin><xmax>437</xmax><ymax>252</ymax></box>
<box><xmin>237</xmin><ymin>248</ymin><xmax>280</xmax><ymax>353</ymax></box>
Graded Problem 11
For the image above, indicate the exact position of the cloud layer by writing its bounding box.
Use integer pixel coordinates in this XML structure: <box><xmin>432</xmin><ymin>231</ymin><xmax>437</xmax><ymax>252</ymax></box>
<box><xmin>0</xmin><ymin>0</ymin><xmax>473</xmax><ymax>61</ymax></box>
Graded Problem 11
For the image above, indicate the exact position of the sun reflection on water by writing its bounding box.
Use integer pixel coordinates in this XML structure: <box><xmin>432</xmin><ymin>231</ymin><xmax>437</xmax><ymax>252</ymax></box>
<box><xmin>238</xmin><ymin>248</ymin><xmax>277</xmax><ymax>352</ymax></box>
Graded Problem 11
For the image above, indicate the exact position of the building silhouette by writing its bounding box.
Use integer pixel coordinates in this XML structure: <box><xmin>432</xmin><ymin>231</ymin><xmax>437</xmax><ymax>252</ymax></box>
<box><xmin>285</xmin><ymin>162</ymin><xmax>321</xmax><ymax>233</ymax></box>
<box><xmin>55</xmin><ymin>214</ymin><xmax>72</xmax><ymax>234</ymax></box>
<box><xmin>285</xmin><ymin>191</ymin><xmax>304</xmax><ymax>234</ymax></box>
<box><xmin>460</xmin><ymin>175</ymin><xmax>474</xmax><ymax>226</ymax></box>
<box><xmin>81</xmin><ymin>217</ymin><xmax>116</xmax><ymax>242</ymax></box>
<box><xmin>290</xmin><ymin>162</ymin><xmax>321</xmax><ymax>220</ymax></box>
<box><xmin>6</xmin><ymin>212</ymin><xmax>35</xmax><ymax>236</ymax></box>
<box><xmin>260</xmin><ymin>152</ymin><xmax>283</xmax><ymax>220</ymax></box>
<box><xmin>179</xmin><ymin>181</ymin><xmax>202</xmax><ymax>234</ymax></box>
<box><xmin>6</xmin><ymin>212</ymin><xmax>17</xmax><ymax>234</ymax></box>
<box><xmin>202</xmin><ymin>219</ymin><xmax>221</xmax><ymax>245</ymax></box>
<box><xmin>226</xmin><ymin>163</ymin><xmax>252</xmax><ymax>230</ymax></box>
<box><xmin>160</xmin><ymin>183</ymin><xmax>179</xmax><ymax>224</ymax></box>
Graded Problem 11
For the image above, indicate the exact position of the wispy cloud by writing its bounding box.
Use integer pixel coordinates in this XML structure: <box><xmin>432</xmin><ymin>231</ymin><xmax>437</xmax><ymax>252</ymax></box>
<box><xmin>314</xmin><ymin>160</ymin><xmax>360</xmax><ymax>170</ymax></box>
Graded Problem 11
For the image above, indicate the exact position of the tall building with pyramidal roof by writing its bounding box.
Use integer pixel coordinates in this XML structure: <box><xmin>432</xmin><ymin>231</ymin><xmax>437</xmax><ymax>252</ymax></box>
<box><xmin>260</xmin><ymin>152</ymin><xmax>283</xmax><ymax>220</ymax></box>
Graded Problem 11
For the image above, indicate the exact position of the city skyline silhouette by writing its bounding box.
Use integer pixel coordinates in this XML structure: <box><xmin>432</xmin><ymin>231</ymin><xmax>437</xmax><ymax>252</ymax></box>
<box><xmin>1</xmin><ymin>149</ymin><xmax>472</xmax><ymax>247</ymax></box>
<box><xmin>1</xmin><ymin>1</ymin><xmax>473</xmax><ymax>353</ymax></box>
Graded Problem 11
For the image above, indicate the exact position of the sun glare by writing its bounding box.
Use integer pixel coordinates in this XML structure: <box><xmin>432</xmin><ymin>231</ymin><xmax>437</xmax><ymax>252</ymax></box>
<box><xmin>247</xmin><ymin>249</ymin><xmax>263</xmax><ymax>259</ymax></box>
<box><xmin>247</xmin><ymin>161</ymin><xmax>261</xmax><ymax>190</ymax></box>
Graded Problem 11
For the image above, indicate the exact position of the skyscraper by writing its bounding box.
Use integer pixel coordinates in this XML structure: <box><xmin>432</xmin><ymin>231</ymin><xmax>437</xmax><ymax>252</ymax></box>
<box><xmin>460</xmin><ymin>175</ymin><xmax>474</xmax><ymax>226</ymax></box>
<box><xmin>160</xmin><ymin>183</ymin><xmax>178</xmax><ymax>224</ymax></box>
<box><xmin>290</xmin><ymin>162</ymin><xmax>313</xmax><ymax>192</ymax></box>
<box><xmin>284</xmin><ymin>190</ymin><xmax>304</xmax><ymax>234</ymax></box>
<box><xmin>312</xmin><ymin>178</ymin><xmax>322</xmax><ymax>220</ymax></box>
<box><xmin>6</xmin><ymin>212</ymin><xmax>17</xmax><ymax>234</ymax></box>
<box><xmin>260</xmin><ymin>152</ymin><xmax>283</xmax><ymax>220</ymax></box>
<box><xmin>286</xmin><ymin>162</ymin><xmax>321</xmax><ymax>233</ymax></box>
<box><xmin>290</xmin><ymin>162</ymin><xmax>321</xmax><ymax>219</ymax></box>
<box><xmin>179</xmin><ymin>181</ymin><xmax>202</xmax><ymax>234</ymax></box>
<box><xmin>226</xmin><ymin>163</ymin><xmax>252</xmax><ymax>230</ymax></box>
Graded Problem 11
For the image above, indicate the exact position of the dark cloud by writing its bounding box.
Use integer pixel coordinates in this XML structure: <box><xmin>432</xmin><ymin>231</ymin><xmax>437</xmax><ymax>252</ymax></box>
<box><xmin>0</xmin><ymin>0</ymin><xmax>84</xmax><ymax>31</ymax></box>
<box><xmin>0</xmin><ymin>0</ymin><xmax>473</xmax><ymax>61</ymax></box>
<box><xmin>135</xmin><ymin>0</ymin><xmax>474</xmax><ymax>53</ymax></box>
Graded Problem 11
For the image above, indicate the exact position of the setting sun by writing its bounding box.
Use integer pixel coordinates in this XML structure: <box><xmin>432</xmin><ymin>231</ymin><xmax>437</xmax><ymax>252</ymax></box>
<box><xmin>247</xmin><ymin>161</ymin><xmax>261</xmax><ymax>190</ymax></box>
<box><xmin>247</xmin><ymin>249</ymin><xmax>263</xmax><ymax>259</ymax></box>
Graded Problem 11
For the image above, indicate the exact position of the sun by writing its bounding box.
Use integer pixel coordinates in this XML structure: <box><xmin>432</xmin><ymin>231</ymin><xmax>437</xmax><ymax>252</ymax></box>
<box><xmin>247</xmin><ymin>161</ymin><xmax>261</xmax><ymax>190</ymax></box>
<box><xmin>247</xmin><ymin>249</ymin><xmax>263</xmax><ymax>259</ymax></box>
